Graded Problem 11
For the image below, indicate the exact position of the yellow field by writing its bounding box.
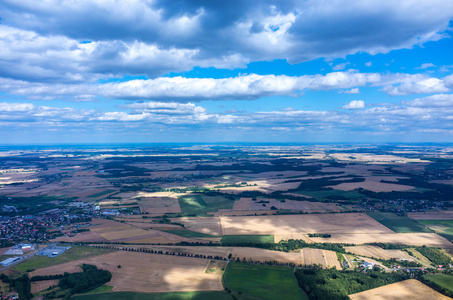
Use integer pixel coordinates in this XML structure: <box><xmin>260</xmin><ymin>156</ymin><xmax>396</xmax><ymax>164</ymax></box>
<box><xmin>300</xmin><ymin>248</ymin><xmax>341</xmax><ymax>269</ymax></box>
<box><xmin>89</xmin><ymin>244</ymin><xmax>340</xmax><ymax>268</ymax></box>
<box><xmin>345</xmin><ymin>245</ymin><xmax>415</xmax><ymax>262</ymax></box>
<box><xmin>217</xmin><ymin>213</ymin><xmax>393</xmax><ymax>236</ymax></box>
<box><xmin>52</xmin><ymin>218</ymin><xmax>205</xmax><ymax>244</ymax></box>
<box><xmin>311</xmin><ymin>233</ymin><xmax>453</xmax><ymax>248</ymax></box>
<box><xmin>349</xmin><ymin>279</ymin><xmax>451</xmax><ymax>300</ymax></box>
<box><xmin>30</xmin><ymin>251</ymin><xmax>223</xmax><ymax>293</ymax></box>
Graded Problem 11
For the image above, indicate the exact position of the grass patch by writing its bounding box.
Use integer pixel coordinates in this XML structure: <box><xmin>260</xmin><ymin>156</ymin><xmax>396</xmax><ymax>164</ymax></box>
<box><xmin>13</xmin><ymin>246</ymin><xmax>114</xmax><ymax>272</ymax></box>
<box><xmin>163</xmin><ymin>230</ymin><xmax>220</xmax><ymax>238</ymax></box>
<box><xmin>221</xmin><ymin>235</ymin><xmax>274</xmax><ymax>244</ymax></box>
<box><xmin>418</xmin><ymin>220</ymin><xmax>453</xmax><ymax>241</ymax></box>
<box><xmin>223</xmin><ymin>262</ymin><xmax>308</xmax><ymax>300</ymax></box>
<box><xmin>423</xmin><ymin>273</ymin><xmax>453</xmax><ymax>294</ymax></box>
<box><xmin>87</xmin><ymin>190</ymin><xmax>116</xmax><ymax>198</ymax></box>
<box><xmin>73</xmin><ymin>291</ymin><xmax>236</xmax><ymax>300</ymax></box>
<box><xmin>78</xmin><ymin>284</ymin><xmax>114</xmax><ymax>295</ymax></box>
<box><xmin>178</xmin><ymin>194</ymin><xmax>234</xmax><ymax>216</ymax></box>
<box><xmin>367</xmin><ymin>212</ymin><xmax>431</xmax><ymax>233</ymax></box>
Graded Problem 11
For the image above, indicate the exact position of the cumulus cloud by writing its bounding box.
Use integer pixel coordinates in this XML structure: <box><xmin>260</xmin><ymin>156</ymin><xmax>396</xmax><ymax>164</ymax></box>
<box><xmin>405</xmin><ymin>94</ymin><xmax>453</xmax><ymax>107</ymax></box>
<box><xmin>342</xmin><ymin>100</ymin><xmax>365</xmax><ymax>109</ymax></box>
<box><xmin>1</xmin><ymin>71</ymin><xmax>451</xmax><ymax>101</ymax></box>
<box><xmin>2</xmin><ymin>98</ymin><xmax>453</xmax><ymax>140</ymax></box>
<box><xmin>0</xmin><ymin>0</ymin><xmax>452</xmax><ymax>81</ymax></box>
<box><xmin>381</xmin><ymin>76</ymin><xmax>449</xmax><ymax>96</ymax></box>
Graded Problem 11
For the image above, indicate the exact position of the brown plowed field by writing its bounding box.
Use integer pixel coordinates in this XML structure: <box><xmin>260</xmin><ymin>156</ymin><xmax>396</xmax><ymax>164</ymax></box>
<box><xmin>349</xmin><ymin>279</ymin><xmax>452</xmax><ymax>300</ymax></box>
<box><xmin>30</xmin><ymin>251</ymin><xmax>223</xmax><ymax>293</ymax></box>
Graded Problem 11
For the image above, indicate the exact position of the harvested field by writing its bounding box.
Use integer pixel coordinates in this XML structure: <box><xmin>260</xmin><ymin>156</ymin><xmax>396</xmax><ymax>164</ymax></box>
<box><xmin>53</xmin><ymin>218</ymin><xmax>204</xmax><ymax>244</ymax></box>
<box><xmin>90</xmin><ymin>244</ymin><xmax>335</xmax><ymax>268</ymax></box>
<box><xmin>92</xmin><ymin>245</ymin><xmax>303</xmax><ymax>265</ymax></box>
<box><xmin>300</xmin><ymin>248</ymin><xmax>341</xmax><ymax>269</ymax></box>
<box><xmin>385</xmin><ymin>250</ymin><xmax>414</xmax><ymax>260</ymax></box>
<box><xmin>216</xmin><ymin>213</ymin><xmax>394</xmax><ymax>236</ymax></box>
<box><xmin>30</xmin><ymin>251</ymin><xmax>223</xmax><ymax>293</ymax></box>
<box><xmin>328</xmin><ymin>177</ymin><xmax>414</xmax><ymax>192</ymax></box>
<box><xmin>349</xmin><ymin>279</ymin><xmax>451</xmax><ymax>300</ymax></box>
<box><xmin>173</xmin><ymin>217</ymin><xmax>223</xmax><ymax>236</ymax></box>
<box><xmin>310</xmin><ymin>233</ymin><xmax>453</xmax><ymax>248</ymax></box>
<box><xmin>31</xmin><ymin>280</ymin><xmax>59</xmax><ymax>294</ymax></box>
<box><xmin>138</xmin><ymin>197</ymin><xmax>181</xmax><ymax>214</ymax></box>
<box><xmin>52</xmin><ymin>231</ymin><xmax>109</xmax><ymax>243</ymax></box>
<box><xmin>210</xmin><ymin>210</ymin><xmax>277</xmax><ymax>217</ymax></box>
<box><xmin>345</xmin><ymin>246</ymin><xmax>394</xmax><ymax>260</ymax></box>
<box><xmin>232</xmin><ymin>197</ymin><xmax>251</xmax><ymax>210</ymax></box>
<box><xmin>408</xmin><ymin>211</ymin><xmax>453</xmax><ymax>220</ymax></box>
<box><xmin>248</xmin><ymin>199</ymin><xmax>344</xmax><ymax>212</ymax></box>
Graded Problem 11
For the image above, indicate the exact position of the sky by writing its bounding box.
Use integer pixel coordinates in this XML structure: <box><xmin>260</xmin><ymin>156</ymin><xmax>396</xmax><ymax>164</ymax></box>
<box><xmin>1</xmin><ymin>1</ymin><xmax>453</xmax><ymax>144</ymax></box>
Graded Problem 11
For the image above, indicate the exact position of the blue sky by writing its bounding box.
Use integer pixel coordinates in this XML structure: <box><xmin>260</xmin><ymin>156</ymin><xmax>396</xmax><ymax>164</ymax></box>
<box><xmin>1</xmin><ymin>1</ymin><xmax>453</xmax><ymax>144</ymax></box>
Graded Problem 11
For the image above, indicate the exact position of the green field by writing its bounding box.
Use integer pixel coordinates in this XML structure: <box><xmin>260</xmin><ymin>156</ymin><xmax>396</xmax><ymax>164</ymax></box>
<box><xmin>223</xmin><ymin>262</ymin><xmax>308</xmax><ymax>300</ymax></box>
<box><xmin>79</xmin><ymin>284</ymin><xmax>114</xmax><ymax>295</ymax></box>
<box><xmin>13</xmin><ymin>246</ymin><xmax>114</xmax><ymax>272</ymax></box>
<box><xmin>178</xmin><ymin>194</ymin><xmax>234</xmax><ymax>216</ymax></box>
<box><xmin>423</xmin><ymin>273</ymin><xmax>453</xmax><ymax>293</ymax></box>
<box><xmin>367</xmin><ymin>212</ymin><xmax>431</xmax><ymax>233</ymax></box>
<box><xmin>163</xmin><ymin>230</ymin><xmax>220</xmax><ymax>238</ymax></box>
<box><xmin>417</xmin><ymin>220</ymin><xmax>453</xmax><ymax>241</ymax></box>
<box><xmin>221</xmin><ymin>235</ymin><xmax>274</xmax><ymax>244</ymax></box>
<box><xmin>73</xmin><ymin>291</ymin><xmax>237</xmax><ymax>300</ymax></box>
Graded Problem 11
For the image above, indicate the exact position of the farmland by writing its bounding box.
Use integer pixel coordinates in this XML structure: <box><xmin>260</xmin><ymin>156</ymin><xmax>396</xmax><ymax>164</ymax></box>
<box><xmin>223</xmin><ymin>262</ymin><xmax>308</xmax><ymax>300</ymax></box>
<box><xmin>423</xmin><ymin>274</ymin><xmax>453</xmax><ymax>295</ymax></box>
<box><xmin>3</xmin><ymin>145</ymin><xmax>453</xmax><ymax>298</ymax></box>
<box><xmin>349</xmin><ymin>279</ymin><xmax>451</xmax><ymax>300</ymax></box>
<box><xmin>220</xmin><ymin>235</ymin><xmax>274</xmax><ymax>244</ymax></box>
<box><xmin>29</xmin><ymin>251</ymin><xmax>224</xmax><ymax>293</ymax></box>
<box><xmin>178</xmin><ymin>194</ymin><xmax>234</xmax><ymax>216</ymax></box>
<box><xmin>367</xmin><ymin>212</ymin><xmax>431</xmax><ymax>233</ymax></box>
<box><xmin>417</xmin><ymin>220</ymin><xmax>453</xmax><ymax>241</ymax></box>
<box><xmin>73</xmin><ymin>291</ymin><xmax>234</xmax><ymax>300</ymax></box>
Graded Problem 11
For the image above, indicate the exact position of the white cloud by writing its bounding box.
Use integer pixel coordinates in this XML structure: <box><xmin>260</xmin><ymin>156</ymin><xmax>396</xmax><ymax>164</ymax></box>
<box><xmin>0</xmin><ymin>0</ymin><xmax>452</xmax><ymax>81</ymax></box>
<box><xmin>332</xmin><ymin>63</ymin><xmax>349</xmax><ymax>71</ymax></box>
<box><xmin>343</xmin><ymin>88</ymin><xmax>360</xmax><ymax>94</ymax></box>
<box><xmin>342</xmin><ymin>100</ymin><xmax>365</xmax><ymax>109</ymax></box>
<box><xmin>419</xmin><ymin>63</ymin><xmax>435</xmax><ymax>69</ymax></box>
<box><xmin>365</xmin><ymin>61</ymin><xmax>372</xmax><ymax>67</ymax></box>
<box><xmin>405</xmin><ymin>94</ymin><xmax>453</xmax><ymax>107</ymax></box>
<box><xmin>382</xmin><ymin>77</ymin><xmax>449</xmax><ymax>96</ymax></box>
<box><xmin>1</xmin><ymin>71</ymin><xmax>452</xmax><ymax>101</ymax></box>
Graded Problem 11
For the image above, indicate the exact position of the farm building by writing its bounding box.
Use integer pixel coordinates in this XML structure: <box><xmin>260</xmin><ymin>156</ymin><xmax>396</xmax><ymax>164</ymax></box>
<box><xmin>0</xmin><ymin>257</ymin><xmax>21</xmax><ymax>267</ymax></box>
<box><xmin>37</xmin><ymin>246</ymin><xmax>71</xmax><ymax>258</ymax></box>
<box><xmin>362</xmin><ymin>261</ymin><xmax>375</xmax><ymax>269</ymax></box>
